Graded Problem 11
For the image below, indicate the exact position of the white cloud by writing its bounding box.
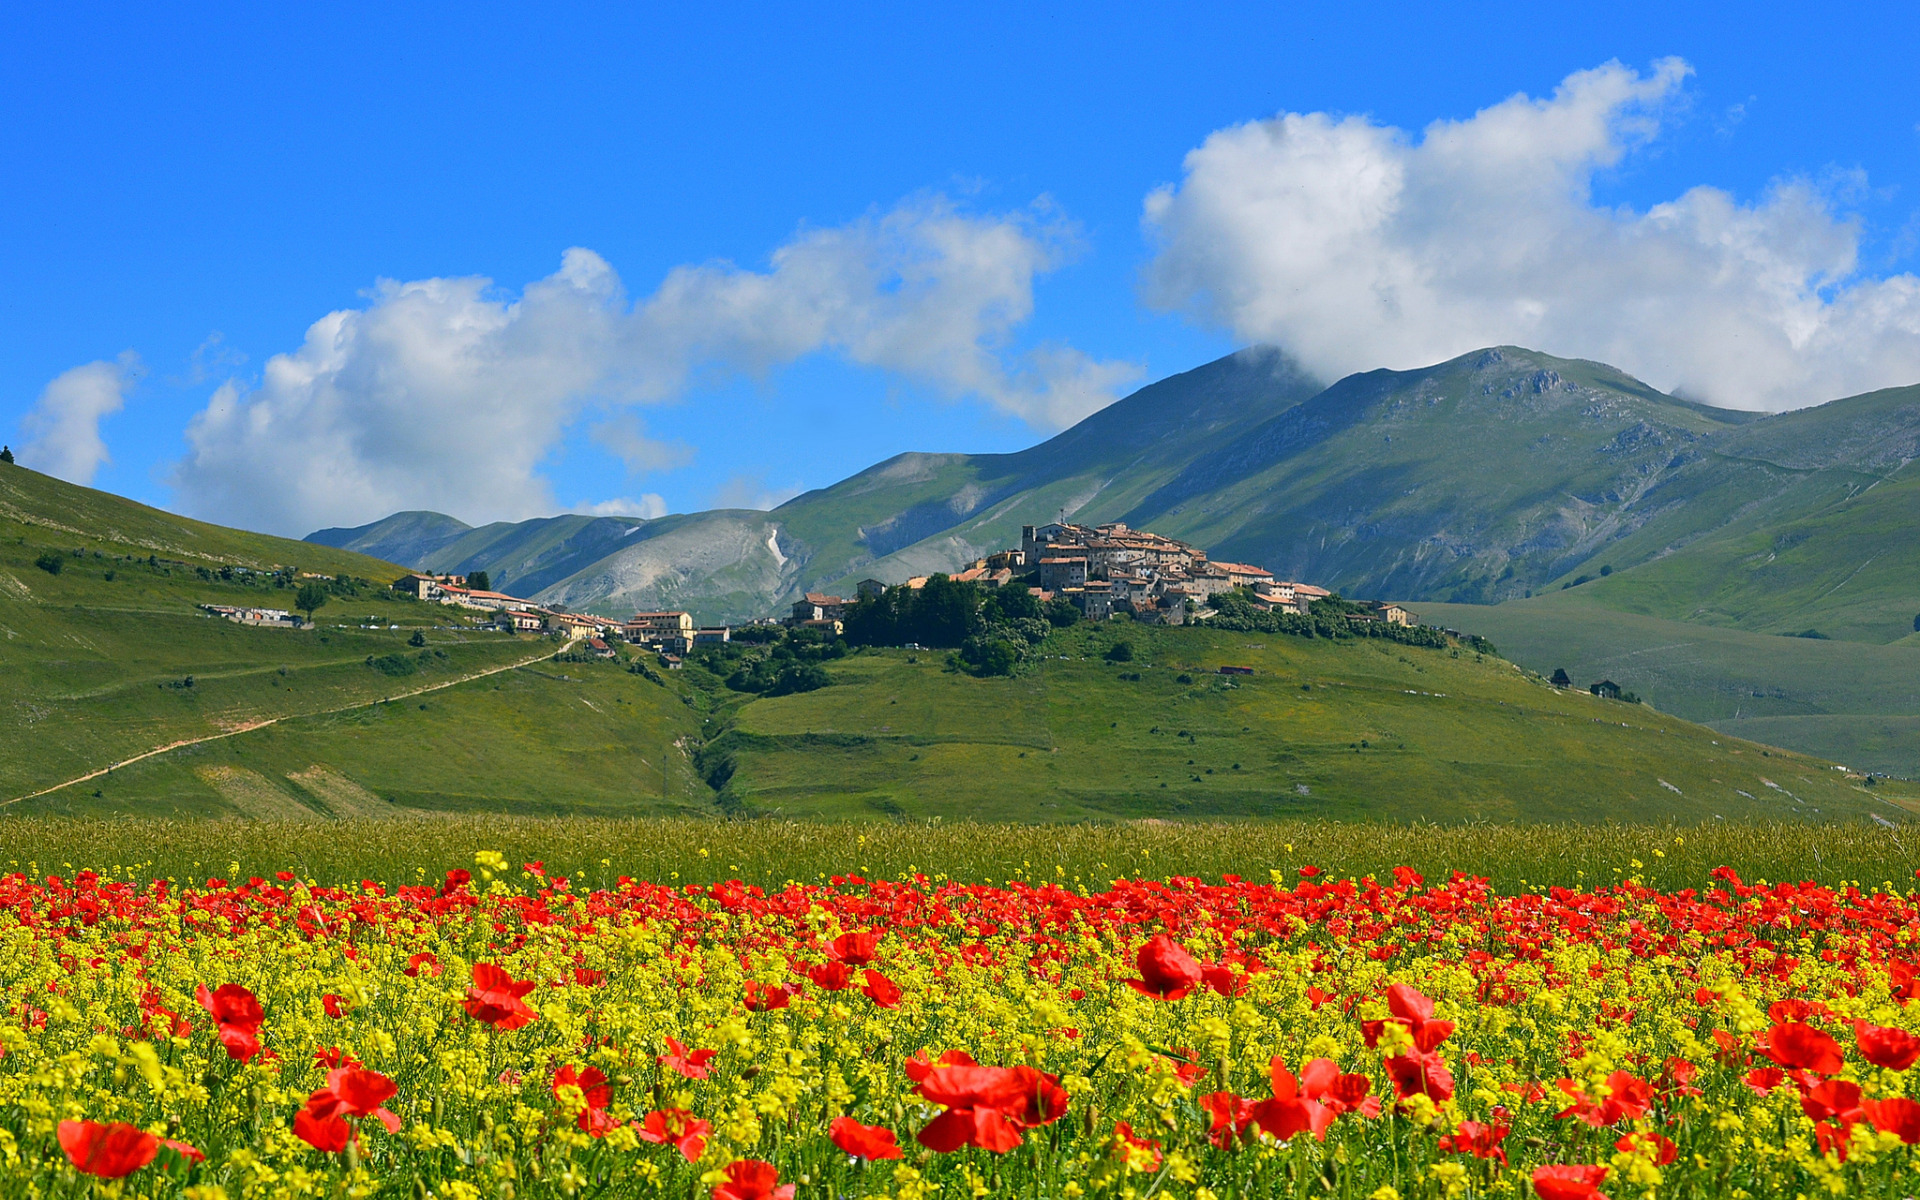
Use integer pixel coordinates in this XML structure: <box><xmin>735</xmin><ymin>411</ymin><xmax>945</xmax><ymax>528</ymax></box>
<box><xmin>590</xmin><ymin>414</ymin><xmax>694</xmax><ymax>474</ymax></box>
<box><xmin>17</xmin><ymin>352</ymin><xmax>142</xmax><ymax>484</ymax></box>
<box><xmin>173</xmin><ymin>195</ymin><xmax>1137</xmax><ymax>535</ymax></box>
<box><xmin>711</xmin><ymin>473</ymin><xmax>803</xmax><ymax>512</ymax></box>
<box><xmin>1143</xmin><ymin>59</ymin><xmax>1920</xmax><ymax>411</ymax></box>
<box><xmin>569</xmin><ymin>495</ymin><xmax>669</xmax><ymax>519</ymax></box>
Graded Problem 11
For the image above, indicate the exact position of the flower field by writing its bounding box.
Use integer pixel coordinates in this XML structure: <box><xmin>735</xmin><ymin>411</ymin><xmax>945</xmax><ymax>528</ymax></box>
<box><xmin>5</xmin><ymin>850</ymin><xmax>1920</xmax><ymax>1199</ymax></box>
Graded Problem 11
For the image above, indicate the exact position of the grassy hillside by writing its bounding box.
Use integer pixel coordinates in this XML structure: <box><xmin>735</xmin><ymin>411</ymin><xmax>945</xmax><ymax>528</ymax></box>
<box><xmin>0</xmin><ymin>463</ymin><xmax>560</xmax><ymax>805</ymax></box>
<box><xmin>1417</xmin><ymin>597</ymin><xmax>1920</xmax><ymax>778</ymax></box>
<box><xmin>692</xmin><ymin>621</ymin><xmax>1894</xmax><ymax>824</ymax></box>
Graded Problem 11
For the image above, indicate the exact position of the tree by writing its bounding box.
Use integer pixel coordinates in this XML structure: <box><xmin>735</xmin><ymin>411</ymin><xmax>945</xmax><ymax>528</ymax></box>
<box><xmin>33</xmin><ymin>551</ymin><xmax>63</xmax><ymax>575</ymax></box>
<box><xmin>408</xmin><ymin>630</ymin><xmax>427</xmax><ymax>647</ymax></box>
<box><xmin>468</xmin><ymin>570</ymin><xmax>492</xmax><ymax>593</ymax></box>
<box><xmin>1104</xmin><ymin>641</ymin><xmax>1134</xmax><ymax>662</ymax></box>
<box><xmin>1550</xmin><ymin>667</ymin><xmax>1572</xmax><ymax>687</ymax></box>
<box><xmin>295</xmin><ymin>581</ymin><xmax>330</xmax><ymax>624</ymax></box>
<box><xmin>0</xmin><ymin>445</ymin><xmax>13</xmax><ymax>464</ymax></box>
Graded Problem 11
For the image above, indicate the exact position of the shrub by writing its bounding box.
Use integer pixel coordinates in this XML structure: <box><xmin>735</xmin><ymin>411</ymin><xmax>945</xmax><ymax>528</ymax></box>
<box><xmin>1104</xmin><ymin>641</ymin><xmax>1135</xmax><ymax>662</ymax></box>
<box><xmin>33</xmin><ymin>552</ymin><xmax>63</xmax><ymax>575</ymax></box>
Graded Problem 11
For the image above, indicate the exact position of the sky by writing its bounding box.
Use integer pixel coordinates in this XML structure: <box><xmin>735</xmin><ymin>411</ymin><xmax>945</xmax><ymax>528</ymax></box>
<box><xmin>4</xmin><ymin>3</ymin><xmax>1919</xmax><ymax>536</ymax></box>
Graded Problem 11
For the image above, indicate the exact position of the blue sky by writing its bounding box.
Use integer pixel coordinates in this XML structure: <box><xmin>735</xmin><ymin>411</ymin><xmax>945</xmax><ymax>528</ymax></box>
<box><xmin>4</xmin><ymin>3</ymin><xmax>1918</xmax><ymax>535</ymax></box>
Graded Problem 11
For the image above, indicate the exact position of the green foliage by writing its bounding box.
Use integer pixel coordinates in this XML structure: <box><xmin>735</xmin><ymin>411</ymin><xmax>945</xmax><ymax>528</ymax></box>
<box><xmin>408</xmin><ymin>630</ymin><xmax>427</xmax><ymax>647</ymax></box>
<box><xmin>294</xmin><ymin>581</ymin><xmax>331</xmax><ymax>618</ymax></box>
<box><xmin>467</xmin><ymin>570</ymin><xmax>491</xmax><ymax>592</ymax></box>
<box><xmin>843</xmin><ymin>574</ymin><xmax>984</xmax><ymax>648</ymax></box>
<box><xmin>366</xmin><ymin>653</ymin><xmax>418</xmax><ymax>677</ymax></box>
<box><xmin>1104</xmin><ymin>640</ymin><xmax>1134</xmax><ymax>662</ymax></box>
<box><xmin>0</xmin><ymin>445</ymin><xmax>12</xmax><ymax>464</ymax></box>
<box><xmin>1044</xmin><ymin>597</ymin><xmax>1082</xmax><ymax>627</ymax></box>
<box><xmin>1205</xmin><ymin>593</ymin><xmax>1452</xmax><ymax>649</ymax></box>
<box><xmin>33</xmin><ymin>551</ymin><xmax>63</xmax><ymax>575</ymax></box>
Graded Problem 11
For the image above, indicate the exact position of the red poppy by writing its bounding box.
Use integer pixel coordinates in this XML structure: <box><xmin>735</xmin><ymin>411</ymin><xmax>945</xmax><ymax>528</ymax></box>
<box><xmin>1384</xmin><ymin>1049</ymin><xmax>1455</xmax><ymax>1102</ymax></box>
<box><xmin>829</xmin><ymin>930</ymin><xmax>881</xmax><ymax>965</ymax></box>
<box><xmin>1556</xmin><ymin>1071</ymin><xmax>1652</xmax><ymax>1126</ymax></box>
<box><xmin>1250</xmin><ymin>1058</ymin><xmax>1334</xmax><ymax>1142</ymax></box>
<box><xmin>637</xmin><ymin>1108</ymin><xmax>711</xmax><ymax>1161</ymax></box>
<box><xmin>743</xmin><ymin>980</ymin><xmax>793</xmax><ymax>1012</ymax></box>
<box><xmin>195</xmin><ymin>982</ymin><xmax>264</xmax><ymax>1061</ymax></box>
<box><xmin>1439</xmin><ymin>1117</ymin><xmax>1510</xmax><ymax>1165</ymax></box>
<box><xmin>1198</xmin><ymin>1090</ymin><xmax>1257</xmax><ymax>1148</ymax></box>
<box><xmin>313</xmin><ymin>1046</ymin><xmax>360</xmax><ymax>1070</ymax></box>
<box><xmin>554</xmin><ymin>1064</ymin><xmax>613</xmax><ymax>1134</ymax></box>
<box><xmin>1531</xmin><ymin>1163</ymin><xmax>1610</xmax><ymax>1200</ymax></box>
<box><xmin>1801</xmin><ymin>1079</ymin><xmax>1865</xmax><ymax>1128</ymax></box>
<box><xmin>1865</xmin><ymin>1096</ymin><xmax>1920</xmax><ymax>1144</ymax></box>
<box><xmin>1614</xmin><ymin>1131</ymin><xmax>1678</xmax><ymax>1165</ymax></box>
<box><xmin>1854</xmin><ymin>1021</ymin><xmax>1920</xmax><ymax>1071</ymax></box>
<box><xmin>57</xmin><ymin>1121</ymin><xmax>160</xmax><ymax>1178</ymax></box>
<box><xmin>905</xmin><ymin>1048</ymin><xmax>979</xmax><ymax>1082</ymax></box>
<box><xmin>322</xmin><ymin>994</ymin><xmax>347</xmax><ymax>1019</ymax></box>
<box><xmin>1759</xmin><ymin>1022</ymin><xmax>1844</xmax><ymax>1074</ymax></box>
<box><xmin>829</xmin><ymin>1115</ymin><xmax>903</xmax><ymax>1159</ymax></box>
<box><xmin>711</xmin><ymin>1158</ymin><xmax>795</xmax><ymax>1200</ymax></box>
<box><xmin>1382</xmin><ymin>983</ymin><xmax>1455</xmax><ymax>1052</ymax></box>
<box><xmin>860</xmin><ymin>968</ymin><xmax>903</xmax><ymax>1008</ymax></box>
<box><xmin>1201</xmin><ymin>962</ymin><xmax>1251</xmax><ymax>997</ymax></box>
<box><xmin>1296</xmin><ymin>1057</ymin><xmax>1379</xmax><ymax>1117</ymax></box>
<box><xmin>1111</xmin><ymin>1121</ymin><xmax>1163</xmax><ymax>1170</ymax></box>
<box><xmin>808</xmin><ymin>961</ymin><xmax>853</xmax><ymax>991</ymax></box>
<box><xmin>1743</xmin><ymin>1066</ymin><xmax>1785</xmax><ymax>1095</ymax></box>
<box><xmin>573</xmin><ymin>967</ymin><xmax>606</xmax><ymax>987</ymax></box>
<box><xmin>404</xmin><ymin>952</ymin><xmax>442</xmax><ymax>978</ymax></box>
<box><xmin>305</xmin><ymin>1068</ymin><xmax>402</xmax><ymax>1134</ymax></box>
<box><xmin>914</xmin><ymin>1061</ymin><xmax>1067</xmax><ymax>1153</ymax></box>
<box><xmin>293</xmin><ymin>1108</ymin><xmax>352</xmax><ymax>1153</ymax></box>
<box><xmin>659</xmin><ymin>1035</ymin><xmax>717</xmax><ymax>1080</ymax></box>
<box><xmin>1124</xmin><ymin>934</ymin><xmax>1203</xmax><ymax>1000</ymax></box>
<box><xmin>464</xmin><ymin>963</ymin><xmax>538</xmax><ymax>1030</ymax></box>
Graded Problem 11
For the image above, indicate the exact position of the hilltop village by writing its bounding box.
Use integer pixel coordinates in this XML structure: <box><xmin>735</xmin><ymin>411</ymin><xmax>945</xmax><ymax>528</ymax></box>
<box><xmin>373</xmin><ymin>520</ymin><xmax>1414</xmax><ymax>663</ymax></box>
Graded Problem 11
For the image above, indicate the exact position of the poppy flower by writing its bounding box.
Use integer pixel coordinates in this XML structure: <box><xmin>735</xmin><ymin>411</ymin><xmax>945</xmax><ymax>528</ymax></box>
<box><xmin>808</xmin><ymin>961</ymin><xmax>853</xmax><ymax>991</ymax></box>
<box><xmin>1296</xmin><ymin>1057</ymin><xmax>1379</xmax><ymax>1117</ymax></box>
<box><xmin>636</xmin><ymin>1108</ymin><xmax>711</xmax><ymax>1161</ymax></box>
<box><xmin>1198</xmin><ymin>1090</ymin><xmax>1256</xmax><ymax>1148</ymax></box>
<box><xmin>1124</xmin><ymin>934</ymin><xmax>1203</xmax><ymax>1000</ymax></box>
<box><xmin>1800</xmin><ymin>1079</ymin><xmax>1865</xmax><ymax>1128</ymax></box>
<box><xmin>1384</xmin><ymin>983</ymin><xmax>1455</xmax><ymax>1051</ymax></box>
<box><xmin>553</xmin><ymin>1065</ymin><xmax>613</xmax><ymax>1133</ymax></box>
<box><xmin>1759</xmin><ymin>1022</ymin><xmax>1843</xmax><ymax>1074</ymax></box>
<box><xmin>1201</xmin><ymin>961</ymin><xmax>1251</xmax><ymax>996</ymax></box>
<box><xmin>1111</xmin><ymin>1121</ymin><xmax>1163</xmax><ymax>1170</ymax></box>
<box><xmin>829</xmin><ymin>930</ymin><xmax>881</xmax><ymax>965</ymax></box>
<box><xmin>573</xmin><ymin>967</ymin><xmax>606</xmax><ymax>987</ymax></box>
<box><xmin>1384</xmin><ymin>1049</ymin><xmax>1455</xmax><ymax>1102</ymax></box>
<box><xmin>1532</xmin><ymin>1163</ymin><xmax>1610</xmax><ymax>1200</ymax></box>
<box><xmin>1250</xmin><ymin>1059</ymin><xmax>1334</xmax><ymax>1142</ymax></box>
<box><xmin>1854</xmin><ymin>1020</ymin><xmax>1920</xmax><ymax>1071</ymax></box>
<box><xmin>1555</xmin><ymin>1071</ymin><xmax>1652</xmax><ymax>1126</ymax></box>
<box><xmin>743</xmin><ymin>980</ymin><xmax>793</xmax><ymax>1012</ymax></box>
<box><xmin>829</xmin><ymin>1115</ymin><xmax>903</xmax><ymax>1159</ymax></box>
<box><xmin>1742</xmin><ymin>1066</ymin><xmax>1785</xmax><ymax>1095</ymax></box>
<box><xmin>195</xmin><ymin>982</ymin><xmax>265</xmax><ymax>1061</ymax></box>
<box><xmin>57</xmin><ymin>1121</ymin><xmax>160</xmax><ymax>1178</ymax></box>
<box><xmin>914</xmin><ymin>1063</ymin><xmax>1064</xmax><ymax>1153</ymax></box>
<box><xmin>305</xmin><ymin>1068</ymin><xmax>403</xmax><ymax>1134</ymax></box>
<box><xmin>293</xmin><ymin>1108</ymin><xmax>352</xmax><ymax>1153</ymax></box>
<box><xmin>1439</xmin><ymin>1117</ymin><xmax>1510</xmax><ymax>1165</ymax></box>
<box><xmin>1614</xmin><ymin>1131</ymin><xmax>1678</xmax><ymax>1165</ymax></box>
<box><xmin>659</xmin><ymin>1035</ymin><xmax>717</xmax><ymax>1080</ymax></box>
<box><xmin>711</xmin><ymin>1158</ymin><xmax>795</xmax><ymax>1200</ymax></box>
<box><xmin>322</xmin><ymin>993</ymin><xmax>347</xmax><ymax>1019</ymax></box>
<box><xmin>1864</xmin><ymin>1096</ymin><xmax>1920</xmax><ymax>1144</ymax></box>
<box><xmin>860</xmin><ymin>968</ymin><xmax>903</xmax><ymax>1008</ymax></box>
<box><xmin>405</xmin><ymin>952</ymin><xmax>442</xmax><ymax>977</ymax></box>
<box><xmin>314</xmin><ymin>1046</ymin><xmax>360</xmax><ymax>1069</ymax></box>
<box><xmin>905</xmin><ymin>1048</ymin><xmax>979</xmax><ymax>1082</ymax></box>
<box><xmin>464</xmin><ymin>963</ymin><xmax>538</xmax><ymax>1030</ymax></box>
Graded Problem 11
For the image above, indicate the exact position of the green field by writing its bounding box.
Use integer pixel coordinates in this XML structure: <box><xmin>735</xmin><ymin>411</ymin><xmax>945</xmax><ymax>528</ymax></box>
<box><xmin>1418</xmin><ymin>596</ymin><xmax>1920</xmax><ymax>777</ymax></box>
<box><xmin>694</xmin><ymin>621</ymin><xmax>1897</xmax><ymax>823</ymax></box>
<box><xmin>6</xmin><ymin>814</ymin><xmax>1917</xmax><ymax>893</ymax></box>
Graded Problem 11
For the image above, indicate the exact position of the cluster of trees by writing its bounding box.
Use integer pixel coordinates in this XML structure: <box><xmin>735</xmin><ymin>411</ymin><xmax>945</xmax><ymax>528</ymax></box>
<box><xmin>841</xmin><ymin>575</ymin><xmax>1081</xmax><ymax>675</ymax></box>
<box><xmin>695</xmin><ymin>626</ymin><xmax>846</xmax><ymax>696</ymax></box>
<box><xmin>1203</xmin><ymin>592</ymin><xmax>1457</xmax><ymax>650</ymax></box>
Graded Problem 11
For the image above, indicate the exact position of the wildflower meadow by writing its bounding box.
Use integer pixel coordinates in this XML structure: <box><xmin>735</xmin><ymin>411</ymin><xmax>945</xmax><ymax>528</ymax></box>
<box><xmin>5</xmin><ymin>846</ymin><xmax>1920</xmax><ymax>1199</ymax></box>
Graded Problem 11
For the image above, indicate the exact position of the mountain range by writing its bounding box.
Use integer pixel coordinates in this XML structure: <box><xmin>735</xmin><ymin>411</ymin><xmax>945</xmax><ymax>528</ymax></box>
<box><xmin>310</xmin><ymin>344</ymin><xmax>1920</xmax><ymax>645</ymax></box>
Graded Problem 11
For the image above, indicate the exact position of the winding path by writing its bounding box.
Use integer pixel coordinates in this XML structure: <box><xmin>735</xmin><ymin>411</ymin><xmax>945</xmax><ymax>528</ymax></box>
<box><xmin>3</xmin><ymin>643</ymin><xmax>567</xmax><ymax>808</ymax></box>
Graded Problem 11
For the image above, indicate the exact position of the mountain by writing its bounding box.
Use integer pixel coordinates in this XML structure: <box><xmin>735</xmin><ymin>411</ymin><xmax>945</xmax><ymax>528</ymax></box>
<box><xmin>310</xmin><ymin>346</ymin><xmax>1920</xmax><ymax>642</ymax></box>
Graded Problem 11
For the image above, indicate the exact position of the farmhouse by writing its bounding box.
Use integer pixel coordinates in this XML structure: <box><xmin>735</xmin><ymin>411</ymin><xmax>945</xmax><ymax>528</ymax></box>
<box><xmin>791</xmin><ymin>593</ymin><xmax>846</xmax><ymax>623</ymax></box>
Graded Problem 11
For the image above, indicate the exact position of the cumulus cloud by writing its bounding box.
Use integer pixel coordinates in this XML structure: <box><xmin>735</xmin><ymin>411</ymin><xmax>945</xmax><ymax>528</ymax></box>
<box><xmin>18</xmin><ymin>352</ymin><xmax>142</xmax><ymax>484</ymax></box>
<box><xmin>1143</xmin><ymin>59</ymin><xmax>1920</xmax><ymax>410</ymax></box>
<box><xmin>173</xmin><ymin>195</ymin><xmax>1138</xmax><ymax>535</ymax></box>
<box><xmin>711</xmin><ymin>473</ymin><xmax>804</xmax><ymax>512</ymax></box>
<box><xmin>569</xmin><ymin>495</ymin><xmax>669</xmax><ymax>519</ymax></box>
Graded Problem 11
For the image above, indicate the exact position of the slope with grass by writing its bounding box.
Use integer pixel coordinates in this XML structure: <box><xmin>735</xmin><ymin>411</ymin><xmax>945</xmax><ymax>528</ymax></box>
<box><xmin>0</xmin><ymin>464</ymin><xmax>555</xmax><ymax>804</ymax></box>
<box><xmin>692</xmin><ymin>621</ymin><xmax>1893</xmax><ymax>824</ymax></box>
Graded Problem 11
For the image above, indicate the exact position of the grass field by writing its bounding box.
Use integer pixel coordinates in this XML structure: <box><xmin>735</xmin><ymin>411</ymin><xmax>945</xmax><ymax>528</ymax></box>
<box><xmin>1417</xmin><ymin>596</ymin><xmax>1920</xmax><ymax>777</ymax></box>
<box><xmin>5</xmin><ymin>814</ymin><xmax>1917</xmax><ymax>892</ymax></box>
<box><xmin>698</xmin><ymin>621</ymin><xmax>1897</xmax><ymax>823</ymax></box>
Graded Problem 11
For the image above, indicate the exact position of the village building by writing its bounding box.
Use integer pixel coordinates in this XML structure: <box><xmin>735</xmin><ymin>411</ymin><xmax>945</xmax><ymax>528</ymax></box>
<box><xmin>625</xmin><ymin>611</ymin><xmax>695</xmax><ymax>644</ymax></box>
<box><xmin>495</xmin><ymin>609</ymin><xmax>546</xmax><ymax>633</ymax></box>
<box><xmin>200</xmin><ymin>604</ymin><xmax>301</xmax><ymax>628</ymax></box>
<box><xmin>791</xmin><ymin>593</ymin><xmax>847</xmax><ymax>623</ymax></box>
<box><xmin>585</xmin><ymin>637</ymin><xmax>616</xmax><ymax>659</ymax></box>
<box><xmin>693</xmin><ymin>627</ymin><xmax>732</xmax><ymax>647</ymax></box>
<box><xmin>1037</xmin><ymin>556</ymin><xmax>1088</xmax><ymax>591</ymax></box>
